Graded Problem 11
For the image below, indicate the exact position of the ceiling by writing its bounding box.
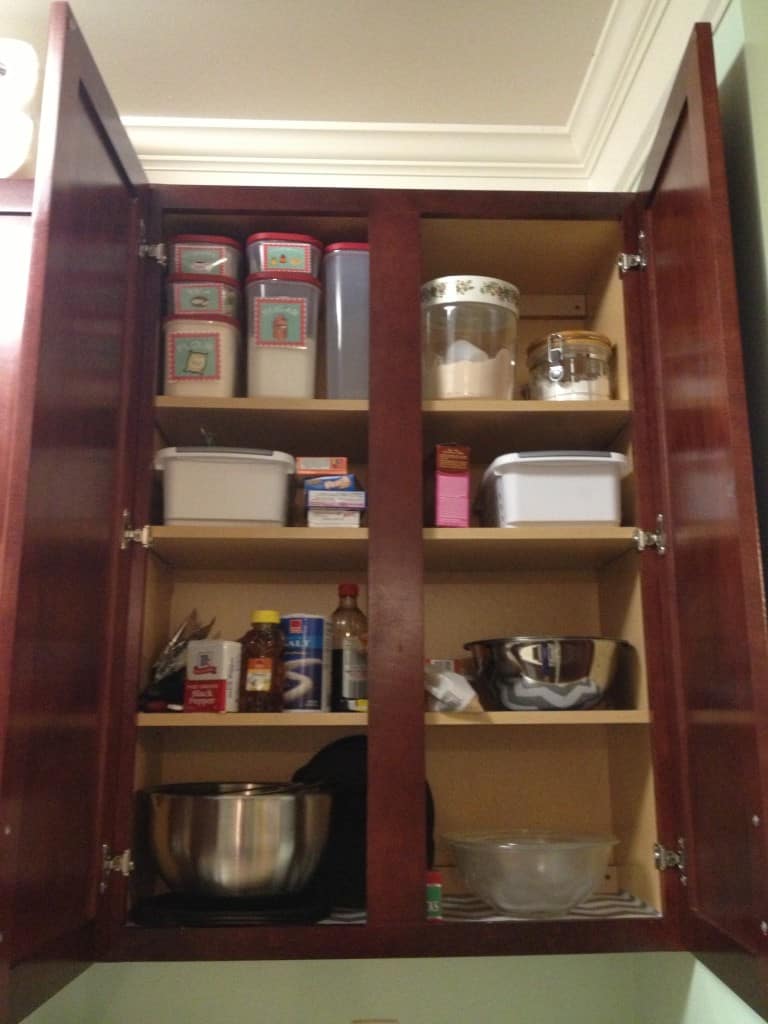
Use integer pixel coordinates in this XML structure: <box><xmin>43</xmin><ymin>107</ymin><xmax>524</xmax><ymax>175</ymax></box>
<box><xmin>1</xmin><ymin>0</ymin><xmax>733</xmax><ymax>190</ymax></box>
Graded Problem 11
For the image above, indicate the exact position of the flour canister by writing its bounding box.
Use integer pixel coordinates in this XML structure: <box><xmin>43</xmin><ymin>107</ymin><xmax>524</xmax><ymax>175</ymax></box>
<box><xmin>245</xmin><ymin>271</ymin><xmax>321</xmax><ymax>398</ymax></box>
<box><xmin>163</xmin><ymin>313</ymin><xmax>241</xmax><ymax>397</ymax></box>
<box><xmin>420</xmin><ymin>275</ymin><xmax>520</xmax><ymax>399</ymax></box>
<box><xmin>280</xmin><ymin>614</ymin><xmax>331</xmax><ymax>711</ymax></box>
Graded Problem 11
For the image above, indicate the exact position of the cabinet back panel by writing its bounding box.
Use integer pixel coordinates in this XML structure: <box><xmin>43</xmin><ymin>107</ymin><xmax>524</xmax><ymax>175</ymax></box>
<box><xmin>424</xmin><ymin>574</ymin><xmax>600</xmax><ymax>662</ymax></box>
<box><xmin>136</xmin><ymin>726</ymin><xmax>360</xmax><ymax>787</ymax></box>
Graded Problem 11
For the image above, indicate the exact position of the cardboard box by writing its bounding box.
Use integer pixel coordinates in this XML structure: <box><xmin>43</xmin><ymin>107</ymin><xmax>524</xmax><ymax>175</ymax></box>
<box><xmin>306</xmin><ymin>490</ymin><xmax>366</xmax><ymax>509</ymax></box>
<box><xmin>307</xmin><ymin>509</ymin><xmax>363</xmax><ymax>527</ymax></box>
<box><xmin>295</xmin><ymin>456</ymin><xmax>348</xmax><ymax>476</ymax></box>
<box><xmin>184</xmin><ymin>639</ymin><xmax>241</xmax><ymax>712</ymax></box>
<box><xmin>426</xmin><ymin>444</ymin><xmax>471</xmax><ymax>527</ymax></box>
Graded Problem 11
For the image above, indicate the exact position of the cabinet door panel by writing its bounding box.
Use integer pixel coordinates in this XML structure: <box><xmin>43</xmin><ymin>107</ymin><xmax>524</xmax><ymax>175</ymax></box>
<box><xmin>0</xmin><ymin>0</ymin><xmax>146</xmax><ymax>1011</ymax></box>
<box><xmin>640</xmin><ymin>23</ymin><xmax>768</xmax><ymax>956</ymax></box>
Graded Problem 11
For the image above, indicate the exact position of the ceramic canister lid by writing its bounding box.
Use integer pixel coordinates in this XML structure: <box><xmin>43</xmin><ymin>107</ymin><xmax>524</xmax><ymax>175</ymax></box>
<box><xmin>420</xmin><ymin>275</ymin><xmax>520</xmax><ymax>313</ymax></box>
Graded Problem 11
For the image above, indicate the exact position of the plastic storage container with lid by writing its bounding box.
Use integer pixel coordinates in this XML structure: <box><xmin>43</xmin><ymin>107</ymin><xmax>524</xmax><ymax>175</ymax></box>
<box><xmin>324</xmin><ymin>242</ymin><xmax>369</xmax><ymax>399</ymax></box>
<box><xmin>245</xmin><ymin>271</ymin><xmax>321</xmax><ymax>398</ymax></box>
<box><xmin>246</xmin><ymin>232</ymin><xmax>323</xmax><ymax>276</ymax></box>
<box><xmin>421</xmin><ymin>275</ymin><xmax>520</xmax><ymax>399</ymax></box>
<box><xmin>155</xmin><ymin>447</ymin><xmax>296</xmax><ymax>526</ymax></box>
<box><xmin>527</xmin><ymin>331</ymin><xmax>615</xmax><ymax>401</ymax></box>
<box><xmin>166</xmin><ymin>274</ymin><xmax>241</xmax><ymax>319</ymax></box>
<box><xmin>168</xmin><ymin>235</ymin><xmax>242</xmax><ymax>278</ymax></box>
<box><xmin>163</xmin><ymin>313</ymin><xmax>241</xmax><ymax>398</ymax></box>
<box><xmin>479</xmin><ymin>451</ymin><xmax>628</xmax><ymax>527</ymax></box>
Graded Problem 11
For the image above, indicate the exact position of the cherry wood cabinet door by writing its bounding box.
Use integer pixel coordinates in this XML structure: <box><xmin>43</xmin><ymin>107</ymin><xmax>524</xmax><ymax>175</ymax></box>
<box><xmin>636</xmin><ymin>22</ymin><xmax>768</xmax><ymax>981</ymax></box>
<box><xmin>0</xmin><ymin>3</ymin><xmax>146</xmax><ymax>1020</ymax></box>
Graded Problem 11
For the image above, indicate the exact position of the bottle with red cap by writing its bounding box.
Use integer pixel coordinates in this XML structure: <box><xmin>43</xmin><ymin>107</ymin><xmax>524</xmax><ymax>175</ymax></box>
<box><xmin>330</xmin><ymin>583</ymin><xmax>368</xmax><ymax>712</ymax></box>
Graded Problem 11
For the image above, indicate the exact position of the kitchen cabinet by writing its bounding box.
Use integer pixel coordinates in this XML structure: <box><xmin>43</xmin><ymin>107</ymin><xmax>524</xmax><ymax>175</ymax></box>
<box><xmin>3</xmin><ymin>3</ymin><xmax>768</xmax><ymax>1021</ymax></box>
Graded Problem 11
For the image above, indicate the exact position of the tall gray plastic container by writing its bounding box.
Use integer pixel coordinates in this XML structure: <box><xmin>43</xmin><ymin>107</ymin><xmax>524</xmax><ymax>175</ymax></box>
<box><xmin>323</xmin><ymin>242</ymin><xmax>369</xmax><ymax>399</ymax></box>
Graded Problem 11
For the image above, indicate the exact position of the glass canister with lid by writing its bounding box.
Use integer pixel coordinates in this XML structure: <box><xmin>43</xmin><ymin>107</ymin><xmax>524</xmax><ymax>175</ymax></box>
<box><xmin>420</xmin><ymin>275</ymin><xmax>520</xmax><ymax>399</ymax></box>
<box><xmin>526</xmin><ymin>330</ymin><xmax>615</xmax><ymax>401</ymax></box>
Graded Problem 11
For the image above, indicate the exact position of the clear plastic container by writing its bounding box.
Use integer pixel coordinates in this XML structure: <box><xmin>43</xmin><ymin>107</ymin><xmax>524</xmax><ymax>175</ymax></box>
<box><xmin>245</xmin><ymin>271</ymin><xmax>321</xmax><ymax>398</ymax></box>
<box><xmin>166</xmin><ymin>274</ymin><xmax>241</xmax><ymax>319</ymax></box>
<box><xmin>527</xmin><ymin>331</ymin><xmax>614</xmax><ymax>401</ymax></box>
<box><xmin>421</xmin><ymin>275</ymin><xmax>519</xmax><ymax>399</ymax></box>
<box><xmin>163</xmin><ymin>313</ymin><xmax>241</xmax><ymax>398</ymax></box>
<box><xmin>324</xmin><ymin>242</ymin><xmax>369</xmax><ymax>399</ymax></box>
<box><xmin>168</xmin><ymin>234</ymin><xmax>242</xmax><ymax>278</ymax></box>
<box><xmin>246</xmin><ymin>232</ymin><xmax>323</xmax><ymax>276</ymax></box>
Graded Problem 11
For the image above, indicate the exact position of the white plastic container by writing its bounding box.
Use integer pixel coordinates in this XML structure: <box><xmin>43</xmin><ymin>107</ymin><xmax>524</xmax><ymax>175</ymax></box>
<box><xmin>480</xmin><ymin>451</ymin><xmax>627</xmax><ymax>527</ymax></box>
<box><xmin>324</xmin><ymin>242</ymin><xmax>369</xmax><ymax>399</ymax></box>
<box><xmin>421</xmin><ymin>275</ymin><xmax>520</xmax><ymax>399</ymax></box>
<box><xmin>169</xmin><ymin>234</ymin><xmax>242</xmax><ymax>278</ymax></box>
<box><xmin>246</xmin><ymin>232</ymin><xmax>323</xmax><ymax>276</ymax></box>
<box><xmin>155</xmin><ymin>447</ymin><xmax>296</xmax><ymax>526</ymax></box>
<box><xmin>245</xmin><ymin>271</ymin><xmax>321</xmax><ymax>398</ymax></box>
<box><xmin>166</xmin><ymin>274</ymin><xmax>241</xmax><ymax>319</ymax></box>
<box><xmin>163</xmin><ymin>314</ymin><xmax>241</xmax><ymax>398</ymax></box>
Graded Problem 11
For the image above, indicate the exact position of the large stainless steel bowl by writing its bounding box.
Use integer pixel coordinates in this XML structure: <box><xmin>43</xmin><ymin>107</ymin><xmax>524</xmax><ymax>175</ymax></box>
<box><xmin>446</xmin><ymin>829</ymin><xmax>617</xmax><ymax>917</ymax></box>
<box><xmin>147</xmin><ymin>781</ymin><xmax>331</xmax><ymax>898</ymax></box>
<box><xmin>464</xmin><ymin>636</ymin><xmax>626</xmax><ymax>710</ymax></box>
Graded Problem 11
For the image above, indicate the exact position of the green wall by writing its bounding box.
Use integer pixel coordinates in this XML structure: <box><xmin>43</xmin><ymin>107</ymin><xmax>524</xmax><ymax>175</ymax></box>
<box><xmin>19</xmin><ymin>3</ymin><xmax>768</xmax><ymax>1023</ymax></box>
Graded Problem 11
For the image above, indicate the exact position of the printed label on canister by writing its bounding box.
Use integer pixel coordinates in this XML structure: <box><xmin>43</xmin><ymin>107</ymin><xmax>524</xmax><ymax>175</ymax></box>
<box><xmin>167</xmin><ymin>332</ymin><xmax>221</xmax><ymax>381</ymax></box>
<box><xmin>280</xmin><ymin>614</ymin><xmax>330</xmax><ymax>710</ymax></box>
<box><xmin>253</xmin><ymin>297</ymin><xmax>308</xmax><ymax>348</ymax></box>
<box><xmin>263</xmin><ymin>242</ymin><xmax>312</xmax><ymax>272</ymax></box>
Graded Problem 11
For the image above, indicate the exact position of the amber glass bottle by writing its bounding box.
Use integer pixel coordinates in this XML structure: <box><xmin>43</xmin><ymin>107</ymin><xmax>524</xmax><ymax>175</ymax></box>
<box><xmin>238</xmin><ymin>610</ymin><xmax>285</xmax><ymax>712</ymax></box>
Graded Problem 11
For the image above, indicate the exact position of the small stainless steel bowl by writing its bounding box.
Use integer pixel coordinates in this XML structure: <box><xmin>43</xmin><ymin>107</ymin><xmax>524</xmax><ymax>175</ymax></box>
<box><xmin>463</xmin><ymin>636</ymin><xmax>626</xmax><ymax>710</ymax></box>
<box><xmin>445</xmin><ymin>829</ymin><xmax>618</xmax><ymax>917</ymax></box>
<box><xmin>146</xmin><ymin>781</ymin><xmax>331</xmax><ymax>898</ymax></box>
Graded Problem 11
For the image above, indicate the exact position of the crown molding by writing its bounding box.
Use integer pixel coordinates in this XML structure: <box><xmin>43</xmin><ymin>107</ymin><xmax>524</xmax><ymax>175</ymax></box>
<box><xmin>121</xmin><ymin>0</ymin><xmax>733</xmax><ymax>192</ymax></box>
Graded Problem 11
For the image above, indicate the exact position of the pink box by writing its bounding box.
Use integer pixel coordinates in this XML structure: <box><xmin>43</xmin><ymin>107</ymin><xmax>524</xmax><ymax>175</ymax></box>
<box><xmin>428</xmin><ymin>444</ymin><xmax>470</xmax><ymax>527</ymax></box>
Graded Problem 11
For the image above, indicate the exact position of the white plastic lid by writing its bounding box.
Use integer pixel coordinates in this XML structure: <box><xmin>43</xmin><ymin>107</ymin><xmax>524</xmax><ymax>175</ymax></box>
<box><xmin>483</xmin><ymin>450</ymin><xmax>627</xmax><ymax>485</ymax></box>
<box><xmin>155</xmin><ymin>447</ymin><xmax>295</xmax><ymax>472</ymax></box>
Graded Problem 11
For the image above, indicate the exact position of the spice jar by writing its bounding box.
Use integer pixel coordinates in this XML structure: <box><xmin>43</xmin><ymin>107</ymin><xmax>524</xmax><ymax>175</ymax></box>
<box><xmin>527</xmin><ymin>330</ymin><xmax>614</xmax><ymax>401</ymax></box>
<box><xmin>238</xmin><ymin>610</ymin><xmax>285</xmax><ymax>712</ymax></box>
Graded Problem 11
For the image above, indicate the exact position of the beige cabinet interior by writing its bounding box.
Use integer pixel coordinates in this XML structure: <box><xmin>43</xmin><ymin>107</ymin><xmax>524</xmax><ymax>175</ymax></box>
<box><xmin>133</xmin><ymin>213</ymin><xmax>662</xmax><ymax>919</ymax></box>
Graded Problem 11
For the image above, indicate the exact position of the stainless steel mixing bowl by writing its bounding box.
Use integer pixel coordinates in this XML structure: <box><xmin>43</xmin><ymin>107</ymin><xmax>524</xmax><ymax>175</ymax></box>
<box><xmin>463</xmin><ymin>636</ymin><xmax>626</xmax><ymax>710</ymax></box>
<box><xmin>446</xmin><ymin>829</ymin><xmax>618</xmax><ymax>917</ymax></box>
<box><xmin>147</xmin><ymin>781</ymin><xmax>331</xmax><ymax>898</ymax></box>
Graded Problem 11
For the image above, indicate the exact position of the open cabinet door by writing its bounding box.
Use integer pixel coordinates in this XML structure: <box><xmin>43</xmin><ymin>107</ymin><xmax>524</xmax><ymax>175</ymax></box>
<box><xmin>637</xmin><ymin>21</ymin><xmax>768</xmax><ymax>1006</ymax></box>
<box><xmin>0</xmin><ymin>4</ymin><xmax>147</xmax><ymax>1021</ymax></box>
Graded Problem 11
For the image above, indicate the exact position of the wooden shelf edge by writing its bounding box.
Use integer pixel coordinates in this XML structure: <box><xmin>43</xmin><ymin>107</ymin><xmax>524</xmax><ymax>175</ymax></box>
<box><xmin>137</xmin><ymin>710</ymin><xmax>650</xmax><ymax>727</ymax></box>
<box><xmin>137</xmin><ymin>712</ymin><xmax>368</xmax><ymax>727</ymax></box>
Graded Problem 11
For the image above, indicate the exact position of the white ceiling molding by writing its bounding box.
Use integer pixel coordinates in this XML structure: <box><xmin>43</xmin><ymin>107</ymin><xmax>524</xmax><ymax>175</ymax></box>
<box><xmin>122</xmin><ymin>0</ymin><xmax>733</xmax><ymax>193</ymax></box>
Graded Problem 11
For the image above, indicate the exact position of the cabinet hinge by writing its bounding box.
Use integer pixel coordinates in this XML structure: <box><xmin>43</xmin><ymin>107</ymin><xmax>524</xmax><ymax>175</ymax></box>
<box><xmin>617</xmin><ymin>230</ymin><xmax>647</xmax><ymax>276</ymax></box>
<box><xmin>121</xmin><ymin>509</ymin><xmax>152</xmax><ymax>550</ymax></box>
<box><xmin>100</xmin><ymin>844</ymin><xmax>134</xmax><ymax>893</ymax></box>
<box><xmin>654</xmin><ymin>837</ymin><xmax>687</xmax><ymax>885</ymax></box>
<box><xmin>139</xmin><ymin>241</ymin><xmax>167</xmax><ymax>267</ymax></box>
<box><xmin>633</xmin><ymin>513</ymin><xmax>666</xmax><ymax>555</ymax></box>
<box><xmin>137</xmin><ymin>220</ymin><xmax>167</xmax><ymax>267</ymax></box>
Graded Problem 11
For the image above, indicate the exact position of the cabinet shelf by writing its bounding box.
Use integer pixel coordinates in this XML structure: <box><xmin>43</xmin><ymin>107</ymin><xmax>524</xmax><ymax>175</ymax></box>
<box><xmin>423</xmin><ymin>526</ymin><xmax>637</xmax><ymax>571</ymax></box>
<box><xmin>149</xmin><ymin>525</ymin><xmax>369</xmax><ymax>571</ymax></box>
<box><xmin>153</xmin><ymin>396</ymin><xmax>632</xmax><ymax>466</ymax></box>
<box><xmin>147</xmin><ymin>525</ymin><xmax>637</xmax><ymax>571</ymax></box>
<box><xmin>422</xmin><ymin>399</ymin><xmax>631</xmax><ymax>462</ymax></box>
<box><xmin>154</xmin><ymin>396</ymin><xmax>369</xmax><ymax>461</ymax></box>
<box><xmin>136</xmin><ymin>709</ymin><xmax>649</xmax><ymax>727</ymax></box>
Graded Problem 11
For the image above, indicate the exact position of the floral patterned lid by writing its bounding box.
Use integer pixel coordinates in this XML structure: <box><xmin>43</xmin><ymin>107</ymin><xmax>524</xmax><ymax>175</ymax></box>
<box><xmin>420</xmin><ymin>275</ymin><xmax>519</xmax><ymax>312</ymax></box>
